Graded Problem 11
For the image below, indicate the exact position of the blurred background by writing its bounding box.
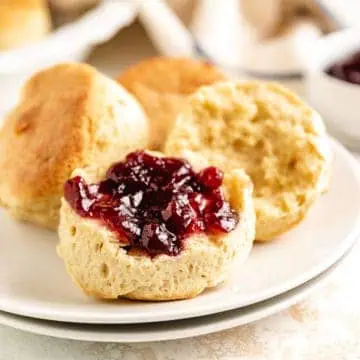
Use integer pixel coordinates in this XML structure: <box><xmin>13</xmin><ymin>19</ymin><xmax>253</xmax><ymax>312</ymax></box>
<box><xmin>1</xmin><ymin>0</ymin><xmax>360</xmax><ymax>145</ymax></box>
<box><xmin>0</xmin><ymin>0</ymin><xmax>358</xmax><ymax>79</ymax></box>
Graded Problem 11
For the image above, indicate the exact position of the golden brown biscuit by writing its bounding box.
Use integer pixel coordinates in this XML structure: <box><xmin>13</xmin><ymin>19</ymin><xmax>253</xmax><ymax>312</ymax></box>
<box><xmin>57</xmin><ymin>152</ymin><xmax>255</xmax><ymax>301</ymax></box>
<box><xmin>0</xmin><ymin>0</ymin><xmax>51</xmax><ymax>50</ymax></box>
<box><xmin>165</xmin><ymin>81</ymin><xmax>332</xmax><ymax>241</ymax></box>
<box><xmin>0</xmin><ymin>63</ymin><xmax>149</xmax><ymax>229</ymax></box>
<box><xmin>117</xmin><ymin>57</ymin><xmax>226</xmax><ymax>150</ymax></box>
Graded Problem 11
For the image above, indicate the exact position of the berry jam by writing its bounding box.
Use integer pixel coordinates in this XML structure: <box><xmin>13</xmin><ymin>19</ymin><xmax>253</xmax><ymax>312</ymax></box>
<box><xmin>326</xmin><ymin>51</ymin><xmax>360</xmax><ymax>85</ymax></box>
<box><xmin>64</xmin><ymin>151</ymin><xmax>239</xmax><ymax>257</ymax></box>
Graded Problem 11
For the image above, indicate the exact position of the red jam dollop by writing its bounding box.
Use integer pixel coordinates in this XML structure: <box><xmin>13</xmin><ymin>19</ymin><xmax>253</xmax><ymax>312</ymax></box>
<box><xmin>326</xmin><ymin>51</ymin><xmax>360</xmax><ymax>85</ymax></box>
<box><xmin>64</xmin><ymin>151</ymin><xmax>239</xmax><ymax>257</ymax></box>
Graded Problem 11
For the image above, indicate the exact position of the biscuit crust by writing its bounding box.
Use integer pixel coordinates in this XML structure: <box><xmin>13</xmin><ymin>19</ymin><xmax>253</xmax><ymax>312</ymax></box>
<box><xmin>0</xmin><ymin>63</ymin><xmax>149</xmax><ymax>229</ymax></box>
<box><xmin>117</xmin><ymin>57</ymin><xmax>226</xmax><ymax>150</ymax></box>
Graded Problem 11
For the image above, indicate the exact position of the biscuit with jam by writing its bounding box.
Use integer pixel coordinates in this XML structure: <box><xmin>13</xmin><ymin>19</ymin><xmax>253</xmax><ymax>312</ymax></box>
<box><xmin>57</xmin><ymin>151</ymin><xmax>255</xmax><ymax>300</ymax></box>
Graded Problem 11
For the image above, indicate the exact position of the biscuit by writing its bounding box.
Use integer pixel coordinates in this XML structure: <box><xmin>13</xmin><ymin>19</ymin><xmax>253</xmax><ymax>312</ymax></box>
<box><xmin>0</xmin><ymin>63</ymin><xmax>149</xmax><ymax>229</ymax></box>
<box><xmin>165</xmin><ymin>81</ymin><xmax>332</xmax><ymax>241</ymax></box>
<box><xmin>117</xmin><ymin>57</ymin><xmax>226</xmax><ymax>150</ymax></box>
<box><xmin>57</xmin><ymin>152</ymin><xmax>255</xmax><ymax>301</ymax></box>
<box><xmin>0</xmin><ymin>0</ymin><xmax>51</xmax><ymax>50</ymax></box>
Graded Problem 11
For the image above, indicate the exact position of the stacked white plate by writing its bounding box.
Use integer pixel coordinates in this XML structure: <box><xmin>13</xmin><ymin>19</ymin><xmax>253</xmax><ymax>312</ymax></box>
<box><xmin>0</xmin><ymin>138</ymin><xmax>359</xmax><ymax>343</ymax></box>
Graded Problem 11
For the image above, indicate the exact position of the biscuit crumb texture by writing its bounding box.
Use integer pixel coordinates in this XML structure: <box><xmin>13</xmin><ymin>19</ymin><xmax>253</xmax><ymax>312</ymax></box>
<box><xmin>0</xmin><ymin>63</ymin><xmax>149</xmax><ymax>229</ymax></box>
<box><xmin>57</xmin><ymin>157</ymin><xmax>255</xmax><ymax>301</ymax></box>
<box><xmin>165</xmin><ymin>81</ymin><xmax>332</xmax><ymax>241</ymax></box>
<box><xmin>117</xmin><ymin>57</ymin><xmax>226</xmax><ymax>150</ymax></box>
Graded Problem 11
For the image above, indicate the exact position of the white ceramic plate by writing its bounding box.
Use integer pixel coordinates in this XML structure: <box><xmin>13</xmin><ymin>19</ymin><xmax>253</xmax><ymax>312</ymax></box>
<box><xmin>0</xmin><ymin>139</ymin><xmax>359</xmax><ymax>324</ymax></box>
<box><xmin>0</xmin><ymin>247</ymin><xmax>349</xmax><ymax>343</ymax></box>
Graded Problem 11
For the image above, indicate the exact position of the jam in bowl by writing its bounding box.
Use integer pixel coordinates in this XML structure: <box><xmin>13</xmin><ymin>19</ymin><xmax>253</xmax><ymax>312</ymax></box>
<box><xmin>326</xmin><ymin>50</ymin><xmax>360</xmax><ymax>85</ymax></box>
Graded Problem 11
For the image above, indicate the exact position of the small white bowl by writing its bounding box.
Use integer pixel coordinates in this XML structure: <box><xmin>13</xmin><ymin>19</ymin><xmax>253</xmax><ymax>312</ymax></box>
<box><xmin>305</xmin><ymin>28</ymin><xmax>360</xmax><ymax>149</ymax></box>
<box><xmin>0</xmin><ymin>1</ymin><xmax>136</xmax><ymax>116</ymax></box>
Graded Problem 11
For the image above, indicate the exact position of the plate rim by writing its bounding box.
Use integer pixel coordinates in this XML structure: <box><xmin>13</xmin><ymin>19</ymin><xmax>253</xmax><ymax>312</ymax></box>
<box><xmin>0</xmin><ymin>244</ymin><xmax>352</xmax><ymax>343</ymax></box>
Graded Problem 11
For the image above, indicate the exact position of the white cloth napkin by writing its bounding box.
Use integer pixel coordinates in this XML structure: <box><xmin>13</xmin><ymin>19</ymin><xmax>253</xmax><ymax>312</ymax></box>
<box><xmin>137</xmin><ymin>0</ymin><xmax>355</xmax><ymax>75</ymax></box>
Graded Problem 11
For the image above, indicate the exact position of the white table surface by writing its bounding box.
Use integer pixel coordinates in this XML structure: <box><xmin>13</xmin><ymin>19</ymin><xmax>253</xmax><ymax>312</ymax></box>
<box><xmin>1</xmin><ymin>23</ymin><xmax>360</xmax><ymax>360</ymax></box>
